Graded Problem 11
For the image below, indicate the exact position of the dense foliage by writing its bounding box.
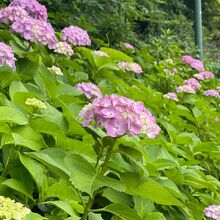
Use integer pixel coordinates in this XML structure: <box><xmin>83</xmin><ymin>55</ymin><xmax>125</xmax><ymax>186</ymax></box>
<box><xmin>0</xmin><ymin>0</ymin><xmax>220</xmax><ymax>220</ymax></box>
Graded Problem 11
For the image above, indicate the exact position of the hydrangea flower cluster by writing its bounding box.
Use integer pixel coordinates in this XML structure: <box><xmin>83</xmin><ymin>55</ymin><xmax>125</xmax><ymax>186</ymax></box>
<box><xmin>9</xmin><ymin>0</ymin><xmax>47</xmax><ymax>21</ymax></box>
<box><xmin>182</xmin><ymin>55</ymin><xmax>194</xmax><ymax>64</ymax></box>
<box><xmin>204</xmin><ymin>205</ymin><xmax>220</xmax><ymax>219</ymax></box>
<box><xmin>194</xmin><ymin>71</ymin><xmax>215</xmax><ymax>80</ymax></box>
<box><xmin>0</xmin><ymin>196</ymin><xmax>31</xmax><ymax>220</ymax></box>
<box><xmin>93</xmin><ymin>50</ymin><xmax>109</xmax><ymax>57</ymax></box>
<box><xmin>0</xmin><ymin>6</ymin><xmax>29</xmax><ymax>24</ymax></box>
<box><xmin>123</xmin><ymin>43</ymin><xmax>134</xmax><ymax>49</ymax></box>
<box><xmin>25</xmin><ymin>97</ymin><xmax>47</xmax><ymax>109</ymax></box>
<box><xmin>47</xmin><ymin>66</ymin><xmax>63</xmax><ymax>76</ymax></box>
<box><xmin>182</xmin><ymin>55</ymin><xmax>204</xmax><ymax>71</ymax></box>
<box><xmin>61</xmin><ymin>25</ymin><xmax>91</xmax><ymax>46</ymax></box>
<box><xmin>163</xmin><ymin>92</ymin><xmax>179</xmax><ymax>102</ymax></box>
<box><xmin>54</xmin><ymin>42</ymin><xmax>74</xmax><ymax>56</ymax></box>
<box><xmin>176</xmin><ymin>85</ymin><xmax>196</xmax><ymax>94</ymax></box>
<box><xmin>203</xmin><ymin>90</ymin><xmax>220</xmax><ymax>98</ymax></box>
<box><xmin>184</xmin><ymin>78</ymin><xmax>201</xmax><ymax>89</ymax></box>
<box><xmin>79</xmin><ymin>94</ymin><xmax>160</xmax><ymax>138</ymax></box>
<box><xmin>0</xmin><ymin>42</ymin><xmax>16</xmax><ymax>69</ymax></box>
<box><xmin>76</xmin><ymin>82</ymin><xmax>103</xmax><ymax>99</ymax></box>
<box><xmin>117</xmin><ymin>61</ymin><xmax>143</xmax><ymax>74</ymax></box>
<box><xmin>11</xmin><ymin>17</ymin><xmax>57</xmax><ymax>49</ymax></box>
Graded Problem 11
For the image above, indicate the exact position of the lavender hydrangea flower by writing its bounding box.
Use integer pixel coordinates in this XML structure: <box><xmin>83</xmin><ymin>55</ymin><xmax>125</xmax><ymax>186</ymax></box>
<box><xmin>93</xmin><ymin>51</ymin><xmax>109</xmax><ymax>57</ymax></box>
<box><xmin>79</xmin><ymin>94</ymin><xmax>160</xmax><ymax>138</ymax></box>
<box><xmin>61</xmin><ymin>25</ymin><xmax>91</xmax><ymax>46</ymax></box>
<box><xmin>123</xmin><ymin>43</ymin><xmax>134</xmax><ymax>49</ymax></box>
<box><xmin>0</xmin><ymin>6</ymin><xmax>29</xmax><ymax>24</ymax></box>
<box><xmin>184</xmin><ymin>78</ymin><xmax>201</xmax><ymax>89</ymax></box>
<box><xmin>182</xmin><ymin>55</ymin><xmax>194</xmax><ymax>64</ymax></box>
<box><xmin>204</xmin><ymin>205</ymin><xmax>220</xmax><ymax>219</ymax></box>
<box><xmin>203</xmin><ymin>90</ymin><xmax>220</xmax><ymax>98</ymax></box>
<box><xmin>117</xmin><ymin>61</ymin><xmax>143</xmax><ymax>74</ymax></box>
<box><xmin>10</xmin><ymin>0</ymin><xmax>47</xmax><ymax>21</ymax></box>
<box><xmin>76</xmin><ymin>82</ymin><xmax>102</xmax><ymax>99</ymax></box>
<box><xmin>0</xmin><ymin>42</ymin><xmax>16</xmax><ymax>69</ymax></box>
<box><xmin>54</xmin><ymin>42</ymin><xmax>74</xmax><ymax>56</ymax></box>
<box><xmin>176</xmin><ymin>85</ymin><xmax>196</xmax><ymax>94</ymax></box>
<box><xmin>194</xmin><ymin>71</ymin><xmax>215</xmax><ymax>80</ymax></box>
<box><xmin>163</xmin><ymin>92</ymin><xmax>179</xmax><ymax>102</ymax></box>
<box><xmin>11</xmin><ymin>17</ymin><xmax>57</xmax><ymax>49</ymax></box>
<box><xmin>190</xmin><ymin>59</ymin><xmax>204</xmax><ymax>71</ymax></box>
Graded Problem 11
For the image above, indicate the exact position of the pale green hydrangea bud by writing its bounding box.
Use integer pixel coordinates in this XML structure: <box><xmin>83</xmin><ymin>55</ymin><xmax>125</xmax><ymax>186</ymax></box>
<box><xmin>47</xmin><ymin>66</ymin><xmax>63</xmax><ymax>76</ymax></box>
<box><xmin>25</xmin><ymin>98</ymin><xmax>47</xmax><ymax>109</ymax></box>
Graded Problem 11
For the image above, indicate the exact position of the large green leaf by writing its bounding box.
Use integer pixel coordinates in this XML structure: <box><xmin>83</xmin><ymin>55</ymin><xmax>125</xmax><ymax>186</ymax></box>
<box><xmin>88</xmin><ymin>213</ymin><xmax>104</xmax><ymax>220</ymax></box>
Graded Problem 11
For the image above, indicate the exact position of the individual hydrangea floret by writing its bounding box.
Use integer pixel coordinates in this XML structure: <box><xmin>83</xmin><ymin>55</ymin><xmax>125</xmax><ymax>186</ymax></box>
<box><xmin>194</xmin><ymin>71</ymin><xmax>215</xmax><ymax>80</ymax></box>
<box><xmin>182</xmin><ymin>55</ymin><xmax>194</xmax><ymax>64</ymax></box>
<box><xmin>93</xmin><ymin>50</ymin><xmax>109</xmax><ymax>57</ymax></box>
<box><xmin>54</xmin><ymin>42</ymin><xmax>74</xmax><ymax>56</ymax></box>
<box><xmin>203</xmin><ymin>90</ymin><xmax>220</xmax><ymax>98</ymax></box>
<box><xmin>0</xmin><ymin>42</ymin><xmax>16</xmax><ymax>69</ymax></box>
<box><xmin>0</xmin><ymin>6</ymin><xmax>29</xmax><ymax>24</ymax></box>
<box><xmin>190</xmin><ymin>59</ymin><xmax>204</xmax><ymax>71</ymax></box>
<box><xmin>47</xmin><ymin>66</ymin><xmax>63</xmax><ymax>76</ymax></box>
<box><xmin>10</xmin><ymin>0</ymin><xmax>47</xmax><ymax>21</ymax></box>
<box><xmin>123</xmin><ymin>43</ymin><xmax>134</xmax><ymax>49</ymax></box>
<box><xmin>163</xmin><ymin>92</ymin><xmax>179</xmax><ymax>102</ymax></box>
<box><xmin>204</xmin><ymin>205</ymin><xmax>220</xmax><ymax>219</ymax></box>
<box><xmin>0</xmin><ymin>196</ymin><xmax>31</xmax><ymax>220</ymax></box>
<box><xmin>117</xmin><ymin>61</ymin><xmax>143</xmax><ymax>74</ymax></box>
<box><xmin>76</xmin><ymin>82</ymin><xmax>102</xmax><ymax>99</ymax></box>
<box><xmin>184</xmin><ymin>78</ymin><xmax>201</xmax><ymax>89</ymax></box>
<box><xmin>25</xmin><ymin>98</ymin><xmax>47</xmax><ymax>109</ymax></box>
<box><xmin>79</xmin><ymin>94</ymin><xmax>160</xmax><ymax>138</ymax></box>
<box><xmin>11</xmin><ymin>17</ymin><xmax>57</xmax><ymax>49</ymax></box>
<box><xmin>176</xmin><ymin>85</ymin><xmax>196</xmax><ymax>94</ymax></box>
<box><xmin>61</xmin><ymin>25</ymin><xmax>91</xmax><ymax>46</ymax></box>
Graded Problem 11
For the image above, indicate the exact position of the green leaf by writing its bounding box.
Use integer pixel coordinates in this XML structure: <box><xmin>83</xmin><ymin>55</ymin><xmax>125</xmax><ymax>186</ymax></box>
<box><xmin>24</xmin><ymin>212</ymin><xmax>46</xmax><ymax>220</ymax></box>
<box><xmin>88</xmin><ymin>213</ymin><xmax>104</xmax><ymax>220</ymax></box>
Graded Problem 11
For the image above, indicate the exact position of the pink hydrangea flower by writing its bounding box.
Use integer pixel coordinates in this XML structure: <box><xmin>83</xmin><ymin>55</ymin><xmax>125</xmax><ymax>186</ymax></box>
<box><xmin>11</xmin><ymin>17</ymin><xmax>57</xmax><ymax>49</ymax></box>
<box><xmin>93</xmin><ymin>51</ymin><xmax>109</xmax><ymax>57</ymax></box>
<box><xmin>203</xmin><ymin>90</ymin><xmax>220</xmax><ymax>98</ymax></box>
<box><xmin>184</xmin><ymin>78</ymin><xmax>201</xmax><ymax>89</ymax></box>
<box><xmin>0</xmin><ymin>6</ymin><xmax>29</xmax><ymax>24</ymax></box>
<box><xmin>54</xmin><ymin>42</ymin><xmax>74</xmax><ymax>56</ymax></box>
<box><xmin>79</xmin><ymin>94</ymin><xmax>160</xmax><ymax>138</ymax></box>
<box><xmin>117</xmin><ymin>61</ymin><xmax>143</xmax><ymax>74</ymax></box>
<box><xmin>9</xmin><ymin>0</ymin><xmax>47</xmax><ymax>21</ymax></box>
<box><xmin>194</xmin><ymin>71</ymin><xmax>215</xmax><ymax>80</ymax></box>
<box><xmin>61</xmin><ymin>25</ymin><xmax>91</xmax><ymax>46</ymax></box>
<box><xmin>123</xmin><ymin>43</ymin><xmax>134</xmax><ymax>49</ymax></box>
<box><xmin>0</xmin><ymin>42</ymin><xmax>16</xmax><ymax>69</ymax></box>
<box><xmin>76</xmin><ymin>82</ymin><xmax>102</xmax><ymax>99</ymax></box>
<box><xmin>182</xmin><ymin>55</ymin><xmax>194</xmax><ymax>64</ymax></box>
<box><xmin>190</xmin><ymin>59</ymin><xmax>204</xmax><ymax>71</ymax></box>
<box><xmin>163</xmin><ymin>92</ymin><xmax>179</xmax><ymax>102</ymax></box>
<box><xmin>176</xmin><ymin>85</ymin><xmax>196</xmax><ymax>94</ymax></box>
<box><xmin>204</xmin><ymin>205</ymin><xmax>220</xmax><ymax>219</ymax></box>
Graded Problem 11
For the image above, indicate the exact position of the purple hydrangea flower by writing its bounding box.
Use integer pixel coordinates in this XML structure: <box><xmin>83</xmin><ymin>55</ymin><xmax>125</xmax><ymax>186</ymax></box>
<box><xmin>79</xmin><ymin>94</ymin><xmax>160</xmax><ymax>138</ymax></box>
<box><xmin>194</xmin><ymin>71</ymin><xmax>215</xmax><ymax>80</ymax></box>
<box><xmin>163</xmin><ymin>92</ymin><xmax>179</xmax><ymax>102</ymax></box>
<box><xmin>184</xmin><ymin>78</ymin><xmax>201</xmax><ymax>89</ymax></box>
<box><xmin>117</xmin><ymin>61</ymin><xmax>143</xmax><ymax>74</ymax></box>
<box><xmin>76</xmin><ymin>82</ymin><xmax>103</xmax><ymax>99</ymax></box>
<box><xmin>0</xmin><ymin>6</ymin><xmax>29</xmax><ymax>24</ymax></box>
<box><xmin>93</xmin><ymin>51</ymin><xmax>109</xmax><ymax>57</ymax></box>
<box><xmin>61</xmin><ymin>25</ymin><xmax>91</xmax><ymax>46</ymax></box>
<box><xmin>190</xmin><ymin>59</ymin><xmax>204</xmax><ymax>71</ymax></box>
<box><xmin>176</xmin><ymin>85</ymin><xmax>196</xmax><ymax>94</ymax></box>
<box><xmin>204</xmin><ymin>205</ymin><xmax>220</xmax><ymax>219</ymax></box>
<box><xmin>11</xmin><ymin>17</ymin><xmax>57</xmax><ymax>49</ymax></box>
<box><xmin>182</xmin><ymin>55</ymin><xmax>194</xmax><ymax>64</ymax></box>
<box><xmin>203</xmin><ymin>90</ymin><xmax>220</xmax><ymax>98</ymax></box>
<box><xmin>0</xmin><ymin>42</ymin><xmax>16</xmax><ymax>69</ymax></box>
<box><xmin>9</xmin><ymin>0</ymin><xmax>47</xmax><ymax>21</ymax></box>
<box><xmin>54</xmin><ymin>42</ymin><xmax>74</xmax><ymax>56</ymax></box>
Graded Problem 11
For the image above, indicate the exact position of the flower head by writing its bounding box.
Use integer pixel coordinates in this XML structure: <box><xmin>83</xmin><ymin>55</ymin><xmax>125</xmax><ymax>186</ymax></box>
<box><xmin>182</xmin><ymin>55</ymin><xmax>194</xmax><ymax>64</ymax></box>
<box><xmin>194</xmin><ymin>71</ymin><xmax>215</xmax><ymax>80</ymax></box>
<box><xmin>54</xmin><ymin>41</ymin><xmax>74</xmax><ymax>56</ymax></box>
<box><xmin>76</xmin><ymin>82</ymin><xmax>102</xmax><ymax>99</ymax></box>
<box><xmin>117</xmin><ymin>61</ymin><xmax>143</xmax><ymax>74</ymax></box>
<box><xmin>163</xmin><ymin>92</ymin><xmax>179</xmax><ymax>102</ymax></box>
<box><xmin>0</xmin><ymin>196</ymin><xmax>31</xmax><ymax>220</ymax></box>
<box><xmin>47</xmin><ymin>66</ymin><xmax>63</xmax><ymax>76</ymax></box>
<box><xmin>93</xmin><ymin>50</ymin><xmax>109</xmax><ymax>57</ymax></box>
<box><xmin>184</xmin><ymin>78</ymin><xmax>201</xmax><ymax>89</ymax></box>
<box><xmin>0</xmin><ymin>6</ymin><xmax>29</xmax><ymax>24</ymax></box>
<box><xmin>203</xmin><ymin>90</ymin><xmax>220</xmax><ymax>98</ymax></box>
<box><xmin>11</xmin><ymin>17</ymin><xmax>57</xmax><ymax>49</ymax></box>
<box><xmin>79</xmin><ymin>94</ymin><xmax>160</xmax><ymax>138</ymax></box>
<box><xmin>190</xmin><ymin>59</ymin><xmax>204</xmax><ymax>71</ymax></box>
<box><xmin>204</xmin><ymin>205</ymin><xmax>220</xmax><ymax>219</ymax></box>
<box><xmin>176</xmin><ymin>85</ymin><xmax>196</xmax><ymax>94</ymax></box>
<box><xmin>10</xmin><ymin>0</ymin><xmax>47</xmax><ymax>21</ymax></box>
<box><xmin>123</xmin><ymin>43</ymin><xmax>134</xmax><ymax>49</ymax></box>
<box><xmin>61</xmin><ymin>25</ymin><xmax>91</xmax><ymax>46</ymax></box>
<box><xmin>0</xmin><ymin>42</ymin><xmax>16</xmax><ymax>69</ymax></box>
<box><xmin>25</xmin><ymin>98</ymin><xmax>47</xmax><ymax>109</ymax></box>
